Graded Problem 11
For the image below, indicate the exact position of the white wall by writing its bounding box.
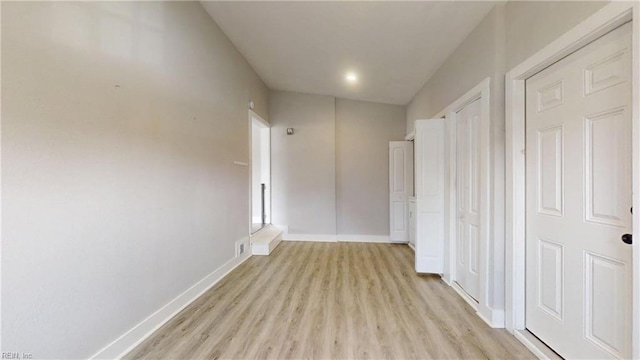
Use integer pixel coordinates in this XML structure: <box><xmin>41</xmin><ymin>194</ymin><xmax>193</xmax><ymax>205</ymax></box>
<box><xmin>270</xmin><ymin>91</ymin><xmax>406</xmax><ymax>238</ymax></box>
<box><xmin>1</xmin><ymin>2</ymin><xmax>268</xmax><ymax>358</ymax></box>
<box><xmin>336</xmin><ymin>98</ymin><xmax>406</xmax><ymax>236</ymax></box>
<box><xmin>505</xmin><ymin>1</ymin><xmax>610</xmax><ymax>70</ymax></box>
<box><xmin>270</xmin><ymin>91</ymin><xmax>337</xmax><ymax>235</ymax></box>
<box><xmin>406</xmin><ymin>1</ymin><xmax>609</xmax><ymax>132</ymax></box>
<box><xmin>405</xmin><ymin>0</ymin><xmax>610</xmax><ymax>317</ymax></box>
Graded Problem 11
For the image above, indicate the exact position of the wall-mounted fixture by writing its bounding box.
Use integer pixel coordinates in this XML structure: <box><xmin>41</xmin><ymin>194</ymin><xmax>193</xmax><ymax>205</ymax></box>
<box><xmin>248</xmin><ymin>101</ymin><xmax>255</xmax><ymax>110</ymax></box>
<box><xmin>287</xmin><ymin>128</ymin><xmax>294</xmax><ymax>135</ymax></box>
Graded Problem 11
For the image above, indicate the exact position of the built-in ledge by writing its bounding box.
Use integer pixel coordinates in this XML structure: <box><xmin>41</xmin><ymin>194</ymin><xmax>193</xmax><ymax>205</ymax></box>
<box><xmin>250</xmin><ymin>225</ymin><xmax>283</xmax><ymax>255</ymax></box>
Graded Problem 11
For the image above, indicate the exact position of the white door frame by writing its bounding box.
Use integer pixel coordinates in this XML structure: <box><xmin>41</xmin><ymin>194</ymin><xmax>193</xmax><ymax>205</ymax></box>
<box><xmin>249</xmin><ymin>110</ymin><xmax>270</xmax><ymax>234</ymax></box>
<box><xmin>431</xmin><ymin>78</ymin><xmax>501</xmax><ymax>327</ymax></box>
<box><xmin>505</xmin><ymin>2</ymin><xmax>640</xmax><ymax>357</ymax></box>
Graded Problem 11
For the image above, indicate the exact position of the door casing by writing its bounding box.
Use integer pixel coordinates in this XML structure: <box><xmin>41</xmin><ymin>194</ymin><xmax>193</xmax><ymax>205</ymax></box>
<box><xmin>505</xmin><ymin>2</ymin><xmax>640</xmax><ymax>357</ymax></box>
<box><xmin>418</xmin><ymin>78</ymin><xmax>500</xmax><ymax>327</ymax></box>
<box><xmin>444</xmin><ymin>79</ymin><xmax>497</xmax><ymax>326</ymax></box>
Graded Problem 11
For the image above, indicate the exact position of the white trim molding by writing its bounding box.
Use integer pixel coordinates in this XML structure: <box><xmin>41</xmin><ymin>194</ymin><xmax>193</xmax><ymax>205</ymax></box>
<box><xmin>90</xmin><ymin>243</ymin><xmax>252</xmax><ymax>360</ymax></box>
<box><xmin>273</xmin><ymin>225</ymin><xmax>325</xmax><ymax>242</ymax></box>
<box><xmin>276</xmin><ymin>226</ymin><xmax>395</xmax><ymax>244</ymax></box>
<box><xmin>337</xmin><ymin>235</ymin><xmax>392</xmax><ymax>243</ymax></box>
<box><xmin>505</xmin><ymin>2</ymin><xmax>639</xmax><ymax>358</ymax></box>
<box><xmin>513</xmin><ymin>331</ymin><xmax>562</xmax><ymax>360</ymax></box>
<box><xmin>433</xmin><ymin>78</ymin><xmax>503</xmax><ymax>328</ymax></box>
<box><xmin>404</xmin><ymin>130</ymin><xmax>415</xmax><ymax>141</ymax></box>
<box><xmin>282</xmin><ymin>234</ymin><xmax>395</xmax><ymax>243</ymax></box>
<box><xmin>283</xmin><ymin>233</ymin><xmax>338</xmax><ymax>242</ymax></box>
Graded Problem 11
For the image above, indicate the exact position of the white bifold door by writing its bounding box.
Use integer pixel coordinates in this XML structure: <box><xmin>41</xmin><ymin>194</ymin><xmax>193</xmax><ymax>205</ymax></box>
<box><xmin>455</xmin><ymin>98</ymin><xmax>482</xmax><ymax>301</ymax></box>
<box><xmin>525</xmin><ymin>23</ymin><xmax>632</xmax><ymax>359</ymax></box>
<box><xmin>414</xmin><ymin>119</ymin><xmax>446</xmax><ymax>273</ymax></box>
<box><xmin>389</xmin><ymin>141</ymin><xmax>413</xmax><ymax>242</ymax></box>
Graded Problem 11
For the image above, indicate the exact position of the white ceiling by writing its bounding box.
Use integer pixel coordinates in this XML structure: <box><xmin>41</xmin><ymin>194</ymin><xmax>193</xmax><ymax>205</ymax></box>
<box><xmin>202</xmin><ymin>1</ymin><xmax>496</xmax><ymax>105</ymax></box>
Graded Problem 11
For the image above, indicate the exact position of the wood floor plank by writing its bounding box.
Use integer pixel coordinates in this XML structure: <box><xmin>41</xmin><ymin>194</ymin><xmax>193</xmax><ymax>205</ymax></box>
<box><xmin>125</xmin><ymin>242</ymin><xmax>534</xmax><ymax>359</ymax></box>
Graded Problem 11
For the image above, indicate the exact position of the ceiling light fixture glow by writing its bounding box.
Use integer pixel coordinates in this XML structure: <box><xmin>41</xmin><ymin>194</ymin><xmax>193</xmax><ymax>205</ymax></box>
<box><xmin>345</xmin><ymin>72</ymin><xmax>358</xmax><ymax>83</ymax></box>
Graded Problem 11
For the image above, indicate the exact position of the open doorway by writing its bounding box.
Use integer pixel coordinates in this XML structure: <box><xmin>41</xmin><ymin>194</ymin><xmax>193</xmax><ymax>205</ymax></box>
<box><xmin>251</xmin><ymin>111</ymin><xmax>271</xmax><ymax>234</ymax></box>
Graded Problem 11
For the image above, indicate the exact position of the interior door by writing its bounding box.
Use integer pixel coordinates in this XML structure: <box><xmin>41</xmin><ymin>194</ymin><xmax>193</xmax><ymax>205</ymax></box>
<box><xmin>415</xmin><ymin>119</ymin><xmax>446</xmax><ymax>273</ymax></box>
<box><xmin>455</xmin><ymin>99</ymin><xmax>481</xmax><ymax>301</ymax></box>
<box><xmin>525</xmin><ymin>22</ymin><xmax>632</xmax><ymax>359</ymax></box>
<box><xmin>389</xmin><ymin>141</ymin><xmax>412</xmax><ymax>242</ymax></box>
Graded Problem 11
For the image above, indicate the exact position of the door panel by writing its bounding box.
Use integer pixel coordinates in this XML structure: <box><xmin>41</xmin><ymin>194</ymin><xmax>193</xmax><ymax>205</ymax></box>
<box><xmin>415</xmin><ymin>119</ymin><xmax>445</xmax><ymax>273</ymax></box>
<box><xmin>455</xmin><ymin>99</ymin><xmax>481</xmax><ymax>301</ymax></box>
<box><xmin>525</xmin><ymin>22</ymin><xmax>632</xmax><ymax>359</ymax></box>
<box><xmin>537</xmin><ymin>238</ymin><xmax>563</xmax><ymax>320</ymax></box>
<box><xmin>585</xmin><ymin>108</ymin><xmax>628</xmax><ymax>227</ymax></box>
<box><xmin>537</xmin><ymin>125</ymin><xmax>564</xmax><ymax>216</ymax></box>
<box><xmin>390</xmin><ymin>141</ymin><xmax>412</xmax><ymax>242</ymax></box>
<box><xmin>585</xmin><ymin>252</ymin><xmax>627</xmax><ymax>355</ymax></box>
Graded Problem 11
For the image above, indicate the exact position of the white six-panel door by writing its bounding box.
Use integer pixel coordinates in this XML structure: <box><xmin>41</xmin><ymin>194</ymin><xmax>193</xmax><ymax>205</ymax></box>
<box><xmin>455</xmin><ymin>99</ymin><xmax>482</xmax><ymax>301</ymax></box>
<box><xmin>390</xmin><ymin>141</ymin><xmax>413</xmax><ymax>242</ymax></box>
<box><xmin>525</xmin><ymin>22</ymin><xmax>632</xmax><ymax>359</ymax></box>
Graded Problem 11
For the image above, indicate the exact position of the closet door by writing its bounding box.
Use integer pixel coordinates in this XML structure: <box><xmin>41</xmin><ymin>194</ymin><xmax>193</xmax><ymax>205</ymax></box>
<box><xmin>455</xmin><ymin>99</ymin><xmax>481</xmax><ymax>301</ymax></box>
<box><xmin>414</xmin><ymin>119</ymin><xmax>445</xmax><ymax>273</ymax></box>
<box><xmin>525</xmin><ymin>23</ymin><xmax>632</xmax><ymax>359</ymax></box>
<box><xmin>389</xmin><ymin>141</ymin><xmax>413</xmax><ymax>242</ymax></box>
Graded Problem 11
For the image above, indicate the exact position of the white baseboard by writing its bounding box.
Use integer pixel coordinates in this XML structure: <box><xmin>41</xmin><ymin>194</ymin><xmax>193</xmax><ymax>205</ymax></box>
<box><xmin>283</xmin><ymin>234</ymin><xmax>337</xmax><ymax>242</ymax></box>
<box><xmin>337</xmin><ymin>235</ymin><xmax>391</xmax><ymax>243</ymax></box>
<box><xmin>275</xmin><ymin>225</ymin><xmax>394</xmax><ymax>244</ymax></box>
<box><xmin>90</xmin><ymin>248</ymin><xmax>252</xmax><ymax>359</ymax></box>
<box><xmin>477</xmin><ymin>308</ymin><xmax>505</xmax><ymax>329</ymax></box>
<box><xmin>282</xmin><ymin>234</ymin><xmax>395</xmax><ymax>243</ymax></box>
<box><xmin>451</xmin><ymin>281</ymin><xmax>479</xmax><ymax>311</ymax></box>
<box><xmin>513</xmin><ymin>330</ymin><xmax>560</xmax><ymax>360</ymax></box>
<box><xmin>450</xmin><ymin>281</ymin><xmax>505</xmax><ymax>329</ymax></box>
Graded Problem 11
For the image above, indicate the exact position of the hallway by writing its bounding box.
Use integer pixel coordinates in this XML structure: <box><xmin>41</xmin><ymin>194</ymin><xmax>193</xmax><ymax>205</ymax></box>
<box><xmin>126</xmin><ymin>242</ymin><xmax>533</xmax><ymax>359</ymax></box>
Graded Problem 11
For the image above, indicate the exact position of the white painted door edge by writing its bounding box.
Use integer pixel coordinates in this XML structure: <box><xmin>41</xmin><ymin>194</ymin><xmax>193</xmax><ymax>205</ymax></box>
<box><xmin>505</xmin><ymin>2</ymin><xmax>639</xmax><ymax>357</ymax></box>
<box><xmin>414</xmin><ymin>119</ymin><xmax>447</xmax><ymax>274</ymax></box>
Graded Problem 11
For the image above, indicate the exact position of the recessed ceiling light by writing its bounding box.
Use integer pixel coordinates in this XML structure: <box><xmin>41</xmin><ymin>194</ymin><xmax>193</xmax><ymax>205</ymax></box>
<box><xmin>345</xmin><ymin>72</ymin><xmax>358</xmax><ymax>83</ymax></box>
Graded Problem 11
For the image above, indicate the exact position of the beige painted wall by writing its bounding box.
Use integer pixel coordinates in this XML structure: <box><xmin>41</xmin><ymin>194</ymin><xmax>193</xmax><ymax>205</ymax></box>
<box><xmin>1</xmin><ymin>2</ymin><xmax>268</xmax><ymax>358</ymax></box>
<box><xmin>505</xmin><ymin>1</ymin><xmax>609</xmax><ymax>70</ymax></box>
<box><xmin>406</xmin><ymin>5</ymin><xmax>504</xmax><ymax>132</ymax></box>
<box><xmin>405</xmin><ymin>0</ymin><xmax>610</xmax><ymax>312</ymax></box>
<box><xmin>270</xmin><ymin>91</ymin><xmax>406</xmax><ymax>237</ymax></box>
<box><xmin>406</xmin><ymin>1</ymin><xmax>609</xmax><ymax>131</ymax></box>
<box><xmin>270</xmin><ymin>91</ymin><xmax>337</xmax><ymax>235</ymax></box>
<box><xmin>336</xmin><ymin>99</ymin><xmax>406</xmax><ymax>236</ymax></box>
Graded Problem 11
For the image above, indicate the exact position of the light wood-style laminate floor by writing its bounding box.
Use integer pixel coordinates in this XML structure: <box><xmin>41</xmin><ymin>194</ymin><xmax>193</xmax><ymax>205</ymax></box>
<box><xmin>126</xmin><ymin>242</ymin><xmax>533</xmax><ymax>359</ymax></box>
